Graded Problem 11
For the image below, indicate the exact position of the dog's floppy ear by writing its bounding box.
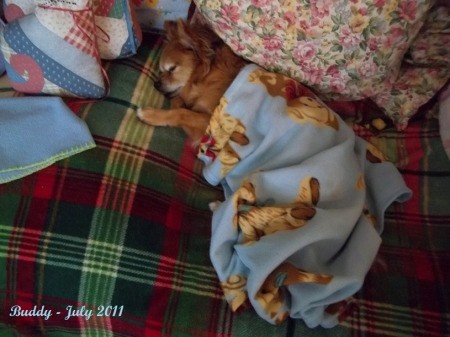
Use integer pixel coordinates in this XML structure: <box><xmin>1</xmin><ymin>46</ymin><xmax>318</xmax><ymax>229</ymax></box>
<box><xmin>189</xmin><ymin>24</ymin><xmax>216</xmax><ymax>78</ymax></box>
<box><xmin>164</xmin><ymin>19</ymin><xmax>214</xmax><ymax>55</ymax></box>
<box><xmin>163</xmin><ymin>21</ymin><xmax>179</xmax><ymax>41</ymax></box>
<box><xmin>163</xmin><ymin>20</ymin><xmax>195</xmax><ymax>49</ymax></box>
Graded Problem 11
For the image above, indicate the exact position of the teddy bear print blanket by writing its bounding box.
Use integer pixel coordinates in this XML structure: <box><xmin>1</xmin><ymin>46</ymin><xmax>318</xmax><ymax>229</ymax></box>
<box><xmin>197</xmin><ymin>64</ymin><xmax>412</xmax><ymax>328</ymax></box>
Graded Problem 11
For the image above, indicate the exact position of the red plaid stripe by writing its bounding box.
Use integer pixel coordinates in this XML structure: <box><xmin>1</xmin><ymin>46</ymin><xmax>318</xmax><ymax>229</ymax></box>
<box><xmin>1</xmin><ymin>33</ymin><xmax>449</xmax><ymax>337</ymax></box>
<box><xmin>64</xmin><ymin>11</ymin><xmax>98</xmax><ymax>58</ymax></box>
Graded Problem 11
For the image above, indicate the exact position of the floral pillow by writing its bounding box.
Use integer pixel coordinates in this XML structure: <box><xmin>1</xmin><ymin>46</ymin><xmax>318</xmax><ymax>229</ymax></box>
<box><xmin>195</xmin><ymin>0</ymin><xmax>449</xmax><ymax>129</ymax></box>
<box><xmin>371</xmin><ymin>2</ymin><xmax>450</xmax><ymax>129</ymax></box>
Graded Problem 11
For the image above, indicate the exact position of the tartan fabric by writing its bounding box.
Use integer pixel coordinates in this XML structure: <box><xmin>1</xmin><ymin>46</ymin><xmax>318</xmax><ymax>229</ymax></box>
<box><xmin>0</xmin><ymin>31</ymin><xmax>449</xmax><ymax>336</ymax></box>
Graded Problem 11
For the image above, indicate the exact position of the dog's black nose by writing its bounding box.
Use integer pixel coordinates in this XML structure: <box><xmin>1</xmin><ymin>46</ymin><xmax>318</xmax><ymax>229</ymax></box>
<box><xmin>154</xmin><ymin>80</ymin><xmax>162</xmax><ymax>91</ymax></box>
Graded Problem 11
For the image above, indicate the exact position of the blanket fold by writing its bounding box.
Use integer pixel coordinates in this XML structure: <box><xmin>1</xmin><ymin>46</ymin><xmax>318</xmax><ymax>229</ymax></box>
<box><xmin>197</xmin><ymin>65</ymin><xmax>412</xmax><ymax>328</ymax></box>
<box><xmin>0</xmin><ymin>97</ymin><xmax>95</xmax><ymax>183</ymax></box>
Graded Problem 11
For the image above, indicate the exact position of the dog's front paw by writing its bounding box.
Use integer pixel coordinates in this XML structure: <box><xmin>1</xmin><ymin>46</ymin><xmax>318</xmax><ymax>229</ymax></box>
<box><xmin>136</xmin><ymin>107</ymin><xmax>155</xmax><ymax>122</ymax></box>
<box><xmin>136</xmin><ymin>107</ymin><xmax>167</xmax><ymax>126</ymax></box>
<box><xmin>136</xmin><ymin>107</ymin><xmax>147</xmax><ymax>121</ymax></box>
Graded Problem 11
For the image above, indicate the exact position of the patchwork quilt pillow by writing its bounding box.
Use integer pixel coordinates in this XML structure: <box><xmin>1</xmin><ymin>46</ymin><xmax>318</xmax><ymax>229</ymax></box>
<box><xmin>0</xmin><ymin>0</ymin><xmax>106</xmax><ymax>98</ymax></box>
<box><xmin>93</xmin><ymin>0</ymin><xmax>142</xmax><ymax>59</ymax></box>
<box><xmin>3</xmin><ymin>0</ymin><xmax>142</xmax><ymax>59</ymax></box>
<box><xmin>3</xmin><ymin>0</ymin><xmax>36</xmax><ymax>21</ymax></box>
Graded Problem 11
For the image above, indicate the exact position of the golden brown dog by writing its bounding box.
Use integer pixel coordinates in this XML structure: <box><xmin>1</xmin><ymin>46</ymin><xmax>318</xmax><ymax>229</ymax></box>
<box><xmin>137</xmin><ymin>20</ymin><xmax>246</xmax><ymax>144</ymax></box>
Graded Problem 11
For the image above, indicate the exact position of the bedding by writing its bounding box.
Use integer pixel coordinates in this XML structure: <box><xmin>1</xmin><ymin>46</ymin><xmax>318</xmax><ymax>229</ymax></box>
<box><xmin>0</xmin><ymin>97</ymin><xmax>95</xmax><ymax>183</ymax></box>
<box><xmin>0</xmin><ymin>31</ymin><xmax>449</xmax><ymax>337</ymax></box>
<box><xmin>197</xmin><ymin>64</ymin><xmax>412</xmax><ymax>327</ymax></box>
<box><xmin>3</xmin><ymin>0</ymin><xmax>142</xmax><ymax>60</ymax></box>
<box><xmin>194</xmin><ymin>0</ymin><xmax>450</xmax><ymax>129</ymax></box>
<box><xmin>91</xmin><ymin>0</ymin><xmax>142</xmax><ymax>60</ymax></box>
<box><xmin>0</xmin><ymin>0</ymin><xmax>106</xmax><ymax>97</ymax></box>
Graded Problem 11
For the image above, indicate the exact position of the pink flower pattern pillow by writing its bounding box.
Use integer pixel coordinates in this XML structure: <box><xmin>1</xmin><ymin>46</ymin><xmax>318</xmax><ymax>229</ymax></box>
<box><xmin>195</xmin><ymin>0</ymin><xmax>450</xmax><ymax>129</ymax></box>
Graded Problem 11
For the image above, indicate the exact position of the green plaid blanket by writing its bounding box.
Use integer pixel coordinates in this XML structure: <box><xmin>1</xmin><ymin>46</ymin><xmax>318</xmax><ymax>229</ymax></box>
<box><xmin>1</xmin><ymin>32</ymin><xmax>449</xmax><ymax>337</ymax></box>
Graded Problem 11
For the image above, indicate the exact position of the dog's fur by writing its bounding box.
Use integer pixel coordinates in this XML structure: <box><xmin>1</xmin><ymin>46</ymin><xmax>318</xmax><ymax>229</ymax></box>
<box><xmin>137</xmin><ymin>20</ymin><xmax>246</xmax><ymax>144</ymax></box>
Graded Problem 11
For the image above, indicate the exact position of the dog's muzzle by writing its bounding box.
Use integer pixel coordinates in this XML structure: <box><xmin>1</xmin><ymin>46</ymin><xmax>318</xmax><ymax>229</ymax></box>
<box><xmin>154</xmin><ymin>79</ymin><xmax>163</xmax><ymax>91</ymax></box>
<box><xmin>154</xmin><ymin>79</ymin><xmax>180</xmax><ymax>99</ymax></box>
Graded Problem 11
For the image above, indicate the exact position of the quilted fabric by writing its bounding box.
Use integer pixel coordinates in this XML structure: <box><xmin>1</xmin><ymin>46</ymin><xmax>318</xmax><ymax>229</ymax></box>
<box><xmin>92</xmin><ymin>0</ymin><xmax>142</xmax><ymax>59</ymax></box>
<box><xmin>0</xmin><ymin>32</ymin><xmax>449</xmax><ymax>337</ymax></box>
<box><xmin>0</xmin><ymin>0</ymin><xmax>106</xmax><ymax>97</ymax></box>
<box><xmin>2</xmin><ymin>0</ymin><xmax>35</xmax><ymax>21</ymax></box>
<box><xmin>3</xmin><ymin>0</ymin><xmax>142</xmax><ymax>59</ymax></box>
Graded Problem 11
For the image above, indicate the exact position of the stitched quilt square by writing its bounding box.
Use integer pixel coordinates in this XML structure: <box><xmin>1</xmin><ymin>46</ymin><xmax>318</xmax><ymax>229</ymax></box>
<box><xmin>0</xmin><ymin>0</ymin><xmax>106</xmax><ymax>97</ymax></box>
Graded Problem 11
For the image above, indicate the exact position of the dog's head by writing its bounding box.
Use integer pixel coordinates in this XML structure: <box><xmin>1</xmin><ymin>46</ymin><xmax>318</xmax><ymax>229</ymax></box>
<box><xmin>154</xmin><ymin>20</ymin><xmax>217</xmax><ymax>98</ymax></box>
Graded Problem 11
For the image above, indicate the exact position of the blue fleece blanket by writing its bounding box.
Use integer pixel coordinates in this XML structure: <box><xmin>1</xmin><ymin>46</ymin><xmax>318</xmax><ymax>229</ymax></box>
<box><xmin>197</xmin><ymin>65</ymin><xmax>412</xmax><ymax>328</ymax></box>
<box><xmin>0</xmin><ymin>97</ymin><xmax>95</xmax><ymax>183</ymax></box>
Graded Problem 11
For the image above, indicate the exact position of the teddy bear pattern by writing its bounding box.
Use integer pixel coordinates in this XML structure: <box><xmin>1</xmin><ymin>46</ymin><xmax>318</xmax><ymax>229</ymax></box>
<box><xmin>199</xmin><ymin>68</ymin><xmax>342</xmax><ymax>179</ymax></box>
<box><xmin>232</xmin><ymin>176</ymin><xmax>320</xmax><ymax>244</ymax></box>
<box><xmin>219</xmin><ymin>175</ymin><xmax>336</xmax><ymax>322</ymax></box>
<box><xmin>199</xmin><ymin>66</ymin><xmax>396</xmax><ymax>325</ymax></box>
<box><xmin>248</xmin><ymin>68</ymin><xmax>339</xmax><ymax>130</ymax></box>
<box><xmin>199</xmin><ymin>96</ymin><xmax>250</xmax><ymax>178</ymax></box>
